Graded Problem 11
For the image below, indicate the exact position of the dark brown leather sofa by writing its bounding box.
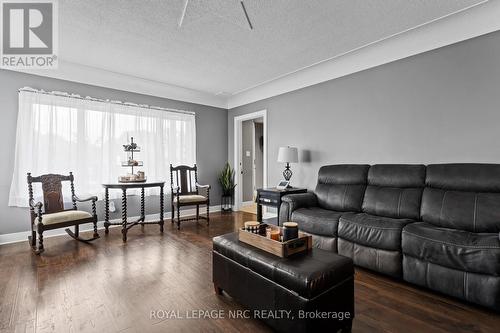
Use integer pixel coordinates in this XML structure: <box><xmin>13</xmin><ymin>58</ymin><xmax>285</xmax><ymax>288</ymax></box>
<box><xmin>280</xmin><ymin>163</ymin><xmax>500</xmax><ymax>311</ymax></box>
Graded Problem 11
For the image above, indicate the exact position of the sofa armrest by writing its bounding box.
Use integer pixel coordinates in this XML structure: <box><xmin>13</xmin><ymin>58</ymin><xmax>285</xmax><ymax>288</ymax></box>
<box><xmin>279</xmin><ymin>192</ymin><xmax>317</xmax><ymax>223</ymax></box>
<box><xmin>282</xmin><ymin>192</ymin><xmax>318</xmax><ymax>211</ymax></box>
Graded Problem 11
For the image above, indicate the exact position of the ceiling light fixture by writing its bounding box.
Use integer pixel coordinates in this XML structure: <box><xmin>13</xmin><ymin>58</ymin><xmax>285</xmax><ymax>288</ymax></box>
<box><xmin>177</xmin><ymin>0</ymin><xmax>253</xmax><ymax>30</ymax></box>
<box><xmin>240</xmin><ymin>1</ymin><xmax>253</xmax><ymax>30</ymax></box>
<box><xmin>178</xmin><ymin>0</ymin><xmax>189</xmax><ymax>27</ymax></box>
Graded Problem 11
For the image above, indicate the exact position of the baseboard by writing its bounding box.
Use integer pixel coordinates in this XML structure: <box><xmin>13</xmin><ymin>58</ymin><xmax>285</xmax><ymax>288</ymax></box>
<box><xmin>237</xmin><ymin>205</ymin><xmax>276</xmax><ymax>219</ymax></box>
<box><xmin>0</xmin><ymin>205</ymin><xmax>220</xmax><ymax>246</ymax></box>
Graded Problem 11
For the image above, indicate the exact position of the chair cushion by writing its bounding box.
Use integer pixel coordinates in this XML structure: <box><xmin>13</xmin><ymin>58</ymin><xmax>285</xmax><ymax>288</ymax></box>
<box><xmin>338</xmin><ymin>213</ymin><xmax>414</xmax><ymax>251</ymax></box>
<box><xmin>41</xmin><ymin>210</ymin><xmax>92</xmax><ymax>225</ymax></box>
<box><xmin>291</xmin><ymin>207</ymin><xmax>343</xmax><ymax>237</ymax></box>
<box><xmin>173</xmin><ymin>194</ymin><xmax>207</xmax><ymax>204</ymax></box>
<box><xmin>402</xmin><ymin>222</ymin><xmax>500</xmax><ymax>276</ymax></box>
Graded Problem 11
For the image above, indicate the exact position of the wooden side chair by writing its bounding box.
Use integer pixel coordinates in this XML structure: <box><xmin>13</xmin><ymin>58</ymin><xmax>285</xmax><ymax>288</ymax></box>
<box><xmin>170</xmin><ymin>164</ymin><xmax>210</xmax><ymax>229</ymax></box>
<box><xmin>27</xmin><ymin>172</ymin><xmax>99</xmax><ymax>254</ymax></box>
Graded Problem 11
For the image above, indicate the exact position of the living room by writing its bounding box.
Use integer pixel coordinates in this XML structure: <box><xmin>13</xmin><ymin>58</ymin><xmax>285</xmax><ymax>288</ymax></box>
<box><xmin>1</xmin><ymin>1</ymin><xmax>499</xmax><ymax>332</ymax></box>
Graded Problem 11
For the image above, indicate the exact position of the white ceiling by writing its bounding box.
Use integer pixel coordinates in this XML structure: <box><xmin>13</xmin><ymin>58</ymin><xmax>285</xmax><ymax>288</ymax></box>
<box><xmin>18</xmin><ymin>0</ymin><xmax>497</xmax><ymax>107</ymax></box>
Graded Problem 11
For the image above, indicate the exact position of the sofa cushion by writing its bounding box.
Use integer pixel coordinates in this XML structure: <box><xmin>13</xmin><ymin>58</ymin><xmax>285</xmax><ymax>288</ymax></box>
<box><xmin>41</xmin><ymin>210</ymin><xmax>92</xmax><ymax>225</ymax></box>
<box><xmin>338</xmin><ymin>212</ymin><xmax>414</xmax><ymax>251</ymax></box>
<box><xmin>421</xmin><ymin>189</ymin><xmax>500</xmax><ymax>233</ymax></box>
<box><xmin>425</xmin><ymin>163</ymin><xmax>500</xmax><ymax>191</ymax></box>
<box><xmin>315</xmin><ymin>164</ymin><xmax>369</xmax><ymax>212</ymax></box>
<box><xmin>362</xmin><ymin>164</ymin><xmax>425</xmax><ymax>220</ymax></box>
<box><xmin>338</xmin><ymin>238</ymin><xmax>402</xmax><ymax>278</ymax></box>
<box><xmin>367</xmin><ymin>164</ymin><xmax>426</xmax><ymax>188</ymax></box>
<box><xmin>403</xmin><ymin>255</ymin><xmax>500</xmax><ymax>311</ymax></box>
<box><xmin>422</xmin><ymin>164</ymin><xmax>500</xmax><ymax>233</ymax></box>
<box><xmin>402</xmin><ymin>222</ymin><xmax>500</xmax><ymax>276</ymax></box>
<box><xmin>291</xmin><ymin>207</ymin><xmax>342</xmax><ymax>237</ymax></box>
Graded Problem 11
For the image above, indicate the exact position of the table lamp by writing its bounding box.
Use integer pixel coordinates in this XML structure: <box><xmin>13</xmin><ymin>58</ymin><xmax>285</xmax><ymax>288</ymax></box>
<box><xmin>277</xmin><ymin>146</ymin><xmax>298</xmax><ymax>181</ymax></box>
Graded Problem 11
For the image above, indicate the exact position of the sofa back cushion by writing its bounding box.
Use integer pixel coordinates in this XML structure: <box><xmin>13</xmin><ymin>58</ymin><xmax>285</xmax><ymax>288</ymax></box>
<box><xmin>362</xmin><ymin>164</ymin><xmax>426</xmax><ymax>220</ymax></box>
<box><xmin>421</xmin><ymin>164</ymin><xmax>500</xmax><ymax>233</ymax></box>
<box><xmin>315</xmin><ymin>164</ymin><xmax>369</xmax><ymax>211</ymax></box>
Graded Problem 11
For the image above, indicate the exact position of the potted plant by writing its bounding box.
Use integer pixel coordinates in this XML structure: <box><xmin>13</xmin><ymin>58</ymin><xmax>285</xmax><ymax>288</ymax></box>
<box><xmin>218</xmin><ymin>162</ymin><xmax>237</xmax><ymax>212</ymax></box>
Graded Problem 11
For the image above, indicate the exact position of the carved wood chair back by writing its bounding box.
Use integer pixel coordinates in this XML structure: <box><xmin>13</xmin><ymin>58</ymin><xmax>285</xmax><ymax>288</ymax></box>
<box><xmin>27</xmin><ymin>173</ymin><xmax>76</xmax><ymax>214</ymax></box>
<box><xmin>170</xmin><ymin>164</ymin><xmax>198</xmax><ymax>196</ymax></box>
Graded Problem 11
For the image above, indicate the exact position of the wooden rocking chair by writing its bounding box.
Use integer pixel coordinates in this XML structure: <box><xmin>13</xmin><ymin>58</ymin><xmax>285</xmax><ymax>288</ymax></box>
<box><xmin>170</xmin><ymin>164</ymin><xmax>210</xmax><ymax>230</ymax></box>
<box><xmin>27</xmin><ymin>172</ymin><xmax>99</xmax><ymax>254</ymax></box>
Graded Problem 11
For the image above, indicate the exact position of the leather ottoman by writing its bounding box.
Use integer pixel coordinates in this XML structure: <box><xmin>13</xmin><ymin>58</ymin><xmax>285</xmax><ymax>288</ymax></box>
<box><xmin>212</xmin><ymin>232</ymin><xmax>354</xmax><ymax>333</ymax></box>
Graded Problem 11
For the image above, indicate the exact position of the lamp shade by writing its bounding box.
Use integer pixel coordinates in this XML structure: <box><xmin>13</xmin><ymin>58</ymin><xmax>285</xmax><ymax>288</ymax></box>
<box><xmin>277</xmin><ymin>146</ymin><xmax>298</xmax><ymax>163</ymax></box>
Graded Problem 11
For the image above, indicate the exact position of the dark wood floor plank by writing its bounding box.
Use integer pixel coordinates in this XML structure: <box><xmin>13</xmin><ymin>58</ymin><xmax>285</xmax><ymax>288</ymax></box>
<box><xmin>0</xmin><ymin>265</ymin><xmax>21</xmax><ymax>330</ymax></box>
<box><xmin>0</xmin><ymin>211</ymin><xmax>499</xmax><ymax>332</ymax></box>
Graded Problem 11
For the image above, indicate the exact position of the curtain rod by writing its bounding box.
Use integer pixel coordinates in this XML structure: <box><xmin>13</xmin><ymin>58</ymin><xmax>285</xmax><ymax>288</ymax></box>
<box><xmin>18</xmin><ymin>87</ymin><xmax>196</xmax><ymax>116</ymax></box>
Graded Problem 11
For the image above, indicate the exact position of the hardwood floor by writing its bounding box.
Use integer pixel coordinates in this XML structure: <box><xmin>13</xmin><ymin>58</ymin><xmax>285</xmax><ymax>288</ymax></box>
<box><xmin>0</xmin><ymin>211</ymin><xmax>498</xmax><ymax>332</ymax></box>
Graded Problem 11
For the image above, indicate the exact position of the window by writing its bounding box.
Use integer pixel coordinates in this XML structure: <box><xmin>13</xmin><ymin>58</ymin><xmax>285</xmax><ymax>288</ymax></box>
<box><xmin>9</xmin><ymin>88</ymin><xmax>196</xmax><ymax>207</ymax></box>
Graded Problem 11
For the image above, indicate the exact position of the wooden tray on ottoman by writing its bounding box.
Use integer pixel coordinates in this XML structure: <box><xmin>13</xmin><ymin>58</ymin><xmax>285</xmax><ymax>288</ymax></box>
<box><xmin>238</xmin><ymin>224</ymin><xmax>312</xmax><ymax>258</ymax></box>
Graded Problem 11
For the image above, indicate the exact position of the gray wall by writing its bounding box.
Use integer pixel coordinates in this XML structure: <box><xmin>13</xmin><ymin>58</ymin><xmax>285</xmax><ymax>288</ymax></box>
<box><xmin>229</xmin><ymin>30</ymin><xmax>500</xmax><ymax>193</ymax></box>
<box><xmin>0</xmin><ymin>70</ymin><xmax>227</xmax><ymax>234</ymax></box>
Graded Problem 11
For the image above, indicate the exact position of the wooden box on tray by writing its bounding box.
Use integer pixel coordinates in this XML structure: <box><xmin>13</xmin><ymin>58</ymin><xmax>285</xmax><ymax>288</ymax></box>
<box><xmin>238</xmin><ymin>223</ymin><xmax>312</xmax><ymax>258</ymax></box>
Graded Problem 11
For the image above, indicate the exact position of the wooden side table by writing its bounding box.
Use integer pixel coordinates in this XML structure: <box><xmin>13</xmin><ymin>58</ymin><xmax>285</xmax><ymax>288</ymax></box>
<box><xmin>102</xmin><ymin>181</ymin><xmax>165</xmax><ymax>242</ymax></box>
<box><xmin>256</xmin><ymin>187</ymin><xmax>307</xmax><ymax>225</ymax></box>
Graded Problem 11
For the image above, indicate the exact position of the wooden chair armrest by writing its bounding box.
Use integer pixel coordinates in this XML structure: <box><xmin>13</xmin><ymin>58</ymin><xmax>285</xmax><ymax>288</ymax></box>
<box><xmin>73</xmin><ymin>195</ymin><xmax>98</xmax><ymax>203</ymax></box>
<box><xmin>29</xmin><ymin>199</ymin><xmax>43</xmax><ymax>210</ymax></box>
<box><xmin>29</xmin><ymin>199</ymin><xmax>43</xmax><ymax>221</ymax></box>
<box><xmin>73</xmin><ymin>195</ymin><xmax>98</xmax><ymax>216</ymax></box>
<box><xmin>197</xmin><ymin>183</ymin><xmax>210</xmax><ymax>200</ymax></box>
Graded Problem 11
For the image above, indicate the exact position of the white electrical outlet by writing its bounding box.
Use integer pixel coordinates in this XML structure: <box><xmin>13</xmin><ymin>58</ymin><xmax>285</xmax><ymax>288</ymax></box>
<box><xmin>109</xmin><ymin>201</ymin><xmax>116</xmax><ymax>213</ymax></box>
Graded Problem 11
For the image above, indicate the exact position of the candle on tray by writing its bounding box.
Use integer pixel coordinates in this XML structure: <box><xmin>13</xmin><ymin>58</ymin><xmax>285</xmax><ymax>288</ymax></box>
<box><xmin>270</xmin><ymin>229</ymin><xmax>280</xmax><ymax>241</ymax></box>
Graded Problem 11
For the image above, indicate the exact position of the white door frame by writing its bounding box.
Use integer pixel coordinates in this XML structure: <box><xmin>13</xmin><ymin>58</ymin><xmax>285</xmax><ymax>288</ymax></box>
<box><xmin>251</xmin><ymin>121</ymin><xmax>256</xmax><ymax>196</ymax></box>
<box><xmin>234</xmin><ymin>110</ymin><xmax>267</xmax><ymax>211</ymax></box>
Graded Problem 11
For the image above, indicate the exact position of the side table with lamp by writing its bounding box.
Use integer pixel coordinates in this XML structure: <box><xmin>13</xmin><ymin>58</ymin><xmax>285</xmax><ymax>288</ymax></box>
<box><xmin>255</xmin><ymin>146</ymin><xmax>307</xmax><ymax>225</ymax></box>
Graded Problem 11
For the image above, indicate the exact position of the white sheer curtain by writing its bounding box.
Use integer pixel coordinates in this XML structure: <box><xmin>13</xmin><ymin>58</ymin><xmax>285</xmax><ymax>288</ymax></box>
<box><xmin>9</xmin><ymin>89</ymin><xmax>196</xmax><ymax>207</ymax></box>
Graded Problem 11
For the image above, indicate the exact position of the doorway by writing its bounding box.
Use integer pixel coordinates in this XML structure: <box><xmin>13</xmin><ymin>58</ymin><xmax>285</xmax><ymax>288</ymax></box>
<box><xmin>234</xmin><ymin>110</ymin><xmax>267</xmax><ymax>213</ymax></box>
<box><xmin>240</xmin><ymin>117</ymin><xmax>263</xmax><ymax>213</ymax></box>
